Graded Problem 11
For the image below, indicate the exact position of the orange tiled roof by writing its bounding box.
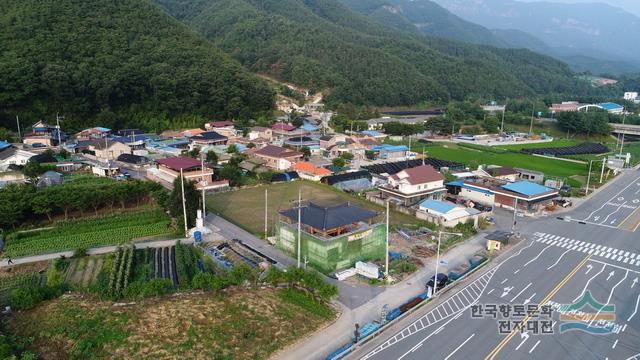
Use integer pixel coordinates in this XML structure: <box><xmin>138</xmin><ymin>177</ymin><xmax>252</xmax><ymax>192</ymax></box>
<box><xmin>291</xmin><ymin>162</ymin><xmax>332</xmax><ymax>176</ymax></box>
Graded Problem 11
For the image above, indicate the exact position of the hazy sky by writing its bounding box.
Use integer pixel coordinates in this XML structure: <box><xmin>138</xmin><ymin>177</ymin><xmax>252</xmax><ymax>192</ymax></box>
<box><xmin>517</xmin><ymin>0</ymin><xmax>640</xmax><ymax>17</ymax></box>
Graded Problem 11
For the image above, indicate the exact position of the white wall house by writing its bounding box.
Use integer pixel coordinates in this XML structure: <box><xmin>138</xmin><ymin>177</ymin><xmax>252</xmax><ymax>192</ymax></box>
<box><xmin>379</xmin><ymin>165</ymin><xmax>446</xmax><ymax>206</ymax></box>
<box><xmin>0</xmin><ymin>148</ymin><xmax>37</xmax><ymax>171</ymax></box>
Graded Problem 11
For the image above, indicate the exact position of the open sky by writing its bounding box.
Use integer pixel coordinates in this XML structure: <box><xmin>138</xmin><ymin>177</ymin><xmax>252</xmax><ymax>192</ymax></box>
<box><xmin>517</xmin><ymin>0</ymin><xmax>640</xmax><ymax>17</ymax></box>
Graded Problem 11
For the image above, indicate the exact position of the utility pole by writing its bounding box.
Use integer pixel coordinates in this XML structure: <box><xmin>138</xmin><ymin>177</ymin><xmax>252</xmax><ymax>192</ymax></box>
<box><xmin>512</xmin><ymin>198</ymin><xmax>518</xmax><ymax>233</ymax></box>
<box><xmin>600</xmin><ymin>158</ymin><xmax>606</xmax><ymax>184</ymax></box>
<box><xmin>297</xmin><ymin>188</ymin><xmax>302</xmax><ymax>268</ymax></box>
<box><xmin>500</xmin><ymin>105</ymin><xmax>506</xmax><ymax>134</ymax></box>
<box><xmin>180</xmin><ymin>168</ymin><xmax>189</xmax><ymax>237</ymax></box>
<box><xmin>619</xmin><ymin>110</ymin><xmax>627</xmax><ymax>156</ymax></box>
<box><xmin>264</xmin><ymin>189</ymin><xmax>268</xmax><ymax>240</ymax></box>
<box><xmin>384</xmin><ymin>201</ymin><xmax>389</xmax><ymax>282</ymax></box>
<box><xmin>15</xmin><ymin>115</ymin><xmax>21</xmax><ymax>142</ymax></box>
<box><xmin>433</xmin><ymin>231</ymin><xmax>462</xmax><ymax>296</ymax></box>
<box><xmin>585</xmin><ymin>160</ymin><xmax>594</xmax><ymax>195</ymax></box>
<box><xmin>55</xmin><ymin>112</ymin><xmax>63</xmax><ymax>147</ymax></box>
<box><xmin>201</xmin><ymin>153</ymin><xmax>206</xmax><ymax>216</ymax></box>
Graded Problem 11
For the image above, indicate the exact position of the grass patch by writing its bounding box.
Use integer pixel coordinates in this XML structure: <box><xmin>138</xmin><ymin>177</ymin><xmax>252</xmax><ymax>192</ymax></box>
<box><xmin>418</xmin><ymin>143</ymin><xmax>588</xmax><ymax>181</ymax></box>
<box><xmin>278</xmin><ymin>288</ymin><xmax>334</xmax><ymax>319</ymax></box>
<box><xmin>207</xmin><ymin>181</ymin><xmax>429</xmax><ymax>236</ymax></box>
<box><xmin>6</xmin><ymin>289</ymin><xmax>332</xmax><ymax>360</ymax></box>
<box><xmin>3</xmin><ymin>209</ymin><xmax>173</xmax><ymax>258</ymax></box>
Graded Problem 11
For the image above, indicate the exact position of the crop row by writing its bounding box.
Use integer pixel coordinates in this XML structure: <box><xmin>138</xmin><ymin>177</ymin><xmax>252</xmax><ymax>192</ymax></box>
<box><xmin>3</xmin><ymin>221</ymin><xmax>171</xmax><ymax>258</ymax></box>
<box><xmin>108</xmin><ymin>246</ymin><xmax>134</xmax><ymax>297</ymax></box>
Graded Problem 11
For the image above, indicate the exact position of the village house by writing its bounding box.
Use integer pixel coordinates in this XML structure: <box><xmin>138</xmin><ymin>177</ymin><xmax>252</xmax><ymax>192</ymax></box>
<box><xmin>148</xmin><ymin>156</ymin><xmax>228</xmax><ymax>191</ymax></box>
<box><xmin>290</xmin><ymin>161</ymin><xmax>332</xmax><ymax>181</ymax></box>
<box><xmin>204</xmin><ymin>121</ymin><xmax>237</xmax><ymax>137</ymax></box>
<box><xmin>417</xmin><ymin>199</ymin><xmax>482</xmax><ymax>227</ymax></box>
<box><xmin>487</xmin><ymin>166</ymin><xmax>519</xmax><ymax>182</ymax></box>
<box><xmin>248</xmin><ymin>126</ymin><xmax>273</xmax><ymax>141</ymax></box>
<box><xmin>252</xmin><ymin>145</ymin><xmax>303</xmax><ymax>171</ymax></box>
<box><xmin>85</xmin><ymin>139</ymin><xmax>131</xmax><ymax>161</ymax></box>
<box><xmin>0</xmin><ymin>147</ymin><xmax>37</xmax><ymax>171</ymax></box>
<box><xmin>75</xmin><ymin>127</ymin><xmax>111</xmax><ymax>140</ymax></box>
<box><xmin>22</xmin><ymin>121</ymin><xmax>67</xmax><ymax>147</ymax></box>
<box><xmin>379</xmin><ymin>165</ymin><xmax>446</xmax><ymax>206</ymax></box>
<box><xmin>188</xmin><ymin>131</ymin><xmax>228</xmax><ymax>148</ymax></box>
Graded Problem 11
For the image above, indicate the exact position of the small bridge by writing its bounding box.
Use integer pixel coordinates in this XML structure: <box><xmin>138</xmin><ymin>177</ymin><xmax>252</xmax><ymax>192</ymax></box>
<box><xmin>610</xmin><ymin>123</ymin><xmax>640</xmax><ymax>139</ymax></box>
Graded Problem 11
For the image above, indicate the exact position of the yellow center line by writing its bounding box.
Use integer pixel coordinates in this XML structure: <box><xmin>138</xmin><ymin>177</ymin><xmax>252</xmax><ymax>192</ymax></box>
<box><xmin>484</xmin><ymin>254</ymin><xmax>592</xmax><ymax>360</ymax></box>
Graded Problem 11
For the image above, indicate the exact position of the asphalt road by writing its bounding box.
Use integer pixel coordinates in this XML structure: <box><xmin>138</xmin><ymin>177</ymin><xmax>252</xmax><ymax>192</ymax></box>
<box><xmin>351</xmin><ymin>169</ymin><xmax>640</xmax><ymax>360</ymax></box>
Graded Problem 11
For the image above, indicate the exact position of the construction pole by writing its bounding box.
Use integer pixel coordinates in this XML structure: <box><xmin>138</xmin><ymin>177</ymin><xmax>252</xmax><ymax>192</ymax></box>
<box><xmin>585</xmin><ymin>160</ymin><xmax>593</xmax><ymax>195</ymax></box>
<box><xmin>529</xmin><ymin>103</ymin><xmax>534</xmax><ymax>135</ymax></box>
<box><xmin>297</xmin><ymin>188</ymin><xmax>302</xmax><ymax>268</ymax></box>
<box><xmin>264</xmin><ymin>189</ymin><xmax>268</xmax><ymax>240</ymax></box>
<box><xmin>384</xmin><ymin>201</ymin><xmax>389</xmax><ymax>281</ymax></box>
<box><xmin>600</xmin><ymin>158</ymin><xmax>606</xmax><ymax>184</ymax></box>
<box><xmin>180</xmin><ymin>168</ymin><xmax>188</xmax><ymax>237</ymax></box>
<box><xmin>434</xmin><ymin>231</ymin><xmax>442</xmax><ymax>296</ymax></box>
<box><xmin>15</xmin><ymin>115</ymin><xmax>21</xmax><ymax>142</ymax></box>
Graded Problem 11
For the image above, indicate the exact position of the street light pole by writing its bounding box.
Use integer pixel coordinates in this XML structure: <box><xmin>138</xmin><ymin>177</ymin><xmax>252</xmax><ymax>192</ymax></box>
<box><xmin>297</xmin><ymin>188</ymin><xmax>302</xmax><ymax>268</ymax></box>
<box><xmin>433</xmin><ymin>231</ymin><xmax>462</xmax><ymax>296</ymax></box>
<box><xmin>600</xmin><ymin>157</ymin><xmax>606</xmax><ymax>184</ymax></box>
<box><xmin>180</xmin><ymin>168</ymin><xmax>188</xmax><ymax>237</ymax></box>
<box><xmin>511</xmin><ymin>198</ymin><xmax>518</xmax><ymax>233</ymax></box>
<box><xmin>384</xmin><ymin>201</ymin><xmax>389</xmax><ymax>281</ymax></box>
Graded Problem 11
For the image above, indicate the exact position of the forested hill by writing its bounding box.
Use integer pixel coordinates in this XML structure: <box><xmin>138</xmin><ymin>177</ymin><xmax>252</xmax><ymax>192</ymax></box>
<box><xmin>0</xmin><ymin>0</ymin><xmax>274</xmax><ymax>132</ymax></box>
<box><xmin>154</xmin><ymin>0</ymin><xmax>600</xmax><ymax>107</ymax></box>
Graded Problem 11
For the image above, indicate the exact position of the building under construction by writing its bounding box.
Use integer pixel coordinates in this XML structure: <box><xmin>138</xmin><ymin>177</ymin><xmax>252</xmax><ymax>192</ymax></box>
<box><xmin>276</xmin><ymin>202</ymin><xmax>386</xmax><ymax>273</ymax></box>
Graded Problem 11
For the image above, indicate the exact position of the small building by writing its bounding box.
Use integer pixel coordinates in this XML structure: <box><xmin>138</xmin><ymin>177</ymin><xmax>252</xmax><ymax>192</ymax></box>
<box><xmin>189</xmin><ymin>131</ymin><xmax>228</xmax><ymax>147</ymax></box>
<box><xmin>248</xmin><ymin>126</ymin><xmax>273</xmax><ymax>141</ymax></box>
<box><xmin>290</xmin><ymin>161</ymin><xmax>332</xmax><ymax>181</ymax></box>
<box><xmin>488</xmin><ymin>167</ymin><xmax>519</xmax><ymax>182</ymax></box>
<box><xmin>321</xmin><ymin>171</ymin><xmax>372</xmax><ymax>191</ymax></box>
<box><xmin>276</xmin><ymin>202</ymin><xmax>385</xmax><ymax>272</ymax></box>
<box><xmin>549</xmin><ymin>101</ymin><xmax>580</xmax><ymax>113</ymax></box>
<box><xmin>75</xmin><ymin>127</ymin><xmax>111</xmax><ymax>140</ymax></box>
<box><xmin>458</xmin><ymin>179</ymin><xmax>558</xmax><ymax>215</ymax></box>
<box><xmin>597</xmin><ymin>102</ymin><xmax>624</xmax><ymax>114</ymax></box>
<box><xmin>379</xmin><ymin>165</ymin><xmax>445</xmax><ymax>206</ymax></box>
<box><xmin>116</xmin><ymin>153</ymin><xmax>150</xmax><ymax>165</ymax></box>
<box><xmin>112</xmin><ymin>135</ymin><xmax>149</xmax><ymax>156</ymax></box>
<box><xmin>372</xmin><ymin>144</ymin><xmax>408</xmax><ymax>160</ymax></box>
<box><xmin>181</xmin><ymin>128</ymin><xmax>206</xmax><ymax>137</ymax></box>
<box><xmin>204</xmin><ymin>120</ymin><xmax>234</xmax><ymax>131</ymax></box>
<box><xmin>417</xmin><ymin>199</ymin><xmax>481</xmax><ymax>227</ymax></box>
<box><xmin>22</xmin><ymin>121</ymin><xmax>67</xmax><ymax>147</ymax></box>
<box><xmin>85</xmin><ymin>139</ymin><xmax>131</xmax><ymax>161</ymax></box>
<box><xmin>485</xmin><ymin>231</ymin><xmax>511</xmax><ymax>251</ymax></box>
<box><xmin>151</xmin><ymin>156</ymin><xmax>221</xmax><ymax>190</ymax></box>
<box><xmin>0</xmin><ymin>148</ymin><xmax>36</xmax><ymax>171</ymax></box>
<box><xmin>252</xmin><ymin>145</ymin><xmax>303</xmax><ymax>171</ymax></box>
<box><xmin>515</xmin><ymin>168</ymin><xmax>544</xmax><ymax>184</ymax></box>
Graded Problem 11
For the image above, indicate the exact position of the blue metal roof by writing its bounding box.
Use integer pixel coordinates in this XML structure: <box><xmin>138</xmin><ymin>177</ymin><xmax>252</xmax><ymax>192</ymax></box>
<box><xmin>0</xmin><ymin>141</ymin><xmax>11</xmax><ymax>151</ymax></box>
<box><xmin>372</xmin><ymin>144</ymin><xmax>409</xmax><ymax>152</ymax></box>
<box><xmin>361</xmin><ymin>130</ymin><xmax>382</xmax><ymax>137</ymax></box>
<box><xmin>598</xmin><ymin>102</ymin><xmax>623</xmax><ymax>111</ymax></box>
<box><xmin>419</xmin><ymin>199</ymin><xmax>457</xmax><ymax>214</ymax></box>
<box><xmin>501</xmin><ymin>181</ymin><xmax>552</xmax><ymax>197</ymax></box>
<box><xmin>446</xmin><ymin>180</ymin><xmax>465</xmax><ymax>187</ymax></box>
<box><xmin>302</xmin><ymin>122</ymin><xmax>318</xmax><ymax>131</ymax></box>
<box><xmin>461</xmin><ymin>183</ymin><xmax>493</xmax><ymax>195</ymax></box>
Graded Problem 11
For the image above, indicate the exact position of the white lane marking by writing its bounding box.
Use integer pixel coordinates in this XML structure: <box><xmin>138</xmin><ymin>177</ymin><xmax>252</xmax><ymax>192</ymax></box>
<box><xmin>600</xmin><ymin>201</ymin><xmax>628</xmax><ymax>225</ymax></box>
<box><xmin>574</xmin><ymin>262</ymin><xmax>606</xmax><ymax>302</ymax></box>
<box><xmin>524</xmin><ymin>244</ymin><xmax>554</xmax><ymax>267</ymax></box>
<box><xmin>501</xmin><ymin>278</ymin><xmax>508</xmax><ymax>284</ymax></box>
<box><xmin>514</xmin><ymin>269</ymin><xmax>521</xmax><ymax>274</ymax></box>
<box><xmin>487</xmin><ymin>288</ymin><xmax>494</xmax><ymax>295</ymax></box>
<box><xmin>529</xmin><ymin>340</ymin><xmax>541</xmax><ymax>354</ymax></box>
<box><xmin>607</xmin><ymin>271</ymin><xmax>615</xmax><ymax>281</ymax></box>
<box><xmin>443</xmin><ymin>333</ymin><xmax>475</xmax><ymax>360</ymax></box>
<box><xmin>589</xmin><ymin>270</ymin><xmax>628</xmax><ymax>326</ymax></box>
<box><xmin>585</xmin><ymin>264</ymin><xmax>593</xmax><ymax>274</ymax></box>
<box><xmin>628</xmin><ymin>294</ymin><xmax>640</xmax><ymax>322</ymax></box>
<box><xmin>547</xmin><ymin>249</ymin><xmax>572</xmax><ymax>270</ymax></box>
<box><xmin>612</xmin><ymin>339</ymin><xmax>619</xmax><ymax>349</ymax></box>
<box><xmin>515</xmin><ymin>332</ymin><xmax>530</xmax><ymax>351</ymax></box>
<box><xmin>511</xmin><ymin>283</ymin><xmax>533</xmax><ymax>302</ymax></box>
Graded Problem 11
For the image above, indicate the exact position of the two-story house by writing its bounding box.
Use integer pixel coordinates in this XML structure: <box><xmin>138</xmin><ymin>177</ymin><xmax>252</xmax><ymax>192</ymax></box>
<box><xmin>379</xmin><ymin>165</ymin><xmax>446</xmax><ymax>206</ymax></box>
<box><xmin>252</xmin><ymin>145</ymin><xmax>303</xmax><ymax>171</ymax></box>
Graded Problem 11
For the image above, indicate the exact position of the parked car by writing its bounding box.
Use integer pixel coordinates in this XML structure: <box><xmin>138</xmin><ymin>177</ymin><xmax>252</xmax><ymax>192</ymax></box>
<box><xmin>426</xmin><ymin>273</ymin><xmax>449</xmax><ymax>290</ymax></box>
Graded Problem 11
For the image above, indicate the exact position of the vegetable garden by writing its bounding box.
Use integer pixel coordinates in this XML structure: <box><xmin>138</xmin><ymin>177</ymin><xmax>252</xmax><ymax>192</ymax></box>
<box><xmin>2</xmin><ymin>209</ymin><xmax>172</xmax><ymax>258</ymax></box>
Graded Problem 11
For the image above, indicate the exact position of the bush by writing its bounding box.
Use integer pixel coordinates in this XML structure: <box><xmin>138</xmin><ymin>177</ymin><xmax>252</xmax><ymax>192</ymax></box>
<box><xmin>142</xmin><ymin>278</ymin><xmax>173</xmax><ymax>297</ymax></box>
<box><xmin>73</xmin><ymin>247</ymin><xmax>88</xmax><ymax>258</ymax></box>
<box><xmin>9</xmin><ymin>285</ymin><xmax>45</xmax><ymax>310</ymax></box>
<box><xmin>45</xmin><ymin>265</ymin><xmax>65</xmax><ymax>288</ymax></box>
<box><xmin>121</xmin><ymin>280</ymin><xmax>146</xmax><ymax>300</ymax></box>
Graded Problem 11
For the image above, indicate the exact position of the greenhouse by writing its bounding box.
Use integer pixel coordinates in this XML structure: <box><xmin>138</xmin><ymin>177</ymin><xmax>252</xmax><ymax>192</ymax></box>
<box><xmin>276</xmin><ymin>202</ymin><xmax>386</xmax><ymax>273</ymax></box>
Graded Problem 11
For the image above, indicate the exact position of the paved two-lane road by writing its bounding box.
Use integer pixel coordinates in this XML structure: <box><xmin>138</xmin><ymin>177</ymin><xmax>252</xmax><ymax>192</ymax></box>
<box><xmin>351</xmin><ymin>169</ymin><xmax>640</xmax><ymax>360</ymax></box>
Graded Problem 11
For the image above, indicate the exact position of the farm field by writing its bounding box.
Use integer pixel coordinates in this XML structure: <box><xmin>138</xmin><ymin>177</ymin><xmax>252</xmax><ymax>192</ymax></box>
<box><xmin>5</xmin><ymin>289</ymin><xmax>333</xmax><ymax>360</ymax></box>
<box><xmin>3</xmin><ymin>209</ymin><xmax>173</xmax><ymax>258</ymax></box>
<box><xmin>206</xmin><ymin>181</ymin><xmax>430</xmax><ymax>236</ymax></box>
<box><xmin>416</xmin><ymin>143</ymin><xmax>589</xmax><ymax>181</ymax></box>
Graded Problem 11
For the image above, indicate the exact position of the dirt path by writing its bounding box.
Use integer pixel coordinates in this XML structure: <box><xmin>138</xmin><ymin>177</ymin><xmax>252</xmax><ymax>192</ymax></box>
<box><xmin>81</xmin><ymin>258</ymin><xmax>96</xmax><ymax>287</ymax></box>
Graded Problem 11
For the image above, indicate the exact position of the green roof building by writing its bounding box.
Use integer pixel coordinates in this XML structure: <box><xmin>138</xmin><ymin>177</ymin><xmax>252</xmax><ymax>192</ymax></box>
<box><xmin>277</xmin><ymin>202</ymin><xmax>386</xmax><ymax>273</ymax></box>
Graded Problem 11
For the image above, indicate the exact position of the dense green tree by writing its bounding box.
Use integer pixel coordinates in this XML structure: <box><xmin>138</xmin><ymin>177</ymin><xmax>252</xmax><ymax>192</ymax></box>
<box><xmin>0</xmin><ymin>0</ymin><xmax>274</xmax><ymax>132</ymax></box>
<box><xmin>205</xmin><ymin>150</ymin><xmax>218</xmax><ymax>165</ymax></box>
<box><xmin>22</xmin><ymin>160</ymin><xmax>43</xmax><ymax>184</ymax></box>
<box><xmin>332</xmin><ymin>157</ymin><xmax>346</xmax><ymax>168</ymax></box>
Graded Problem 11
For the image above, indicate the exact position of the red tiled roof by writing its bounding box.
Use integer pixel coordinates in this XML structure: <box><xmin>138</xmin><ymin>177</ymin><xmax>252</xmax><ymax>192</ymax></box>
<box><xmin>157</xmin><ymin>156</ymin><xmax>202</xmax><ymax>171</ymax></box>
<box><xmin>272</xmin><ymin>123</ymin><xmax>296</xmax><ymax>131</ymax></box>
<box><xmin>390</xmin><ymin>165</ymin><xmax>443</xmax><ymax>185</ymax></box>
<box><xmin>291</xmin><ymin>162</ymin><xmax>332</xmax><ymax>176</ymax></box>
